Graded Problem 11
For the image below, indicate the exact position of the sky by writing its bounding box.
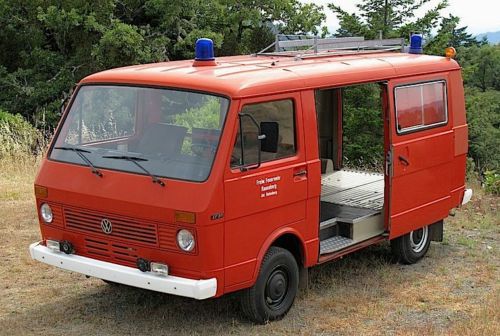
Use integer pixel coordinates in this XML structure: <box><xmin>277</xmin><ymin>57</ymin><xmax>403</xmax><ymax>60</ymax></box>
<box><xmin>300</xmin><ymin>0</ymin><xmax>500</xmax><ymax>35</ymax></box>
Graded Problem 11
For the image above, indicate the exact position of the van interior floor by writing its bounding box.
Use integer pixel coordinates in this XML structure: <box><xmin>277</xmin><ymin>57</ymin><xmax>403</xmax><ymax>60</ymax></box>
<box><xmin>319</xmin><ymin>170</ymin><xmax>385</xmax><ymax>255</ymax></box>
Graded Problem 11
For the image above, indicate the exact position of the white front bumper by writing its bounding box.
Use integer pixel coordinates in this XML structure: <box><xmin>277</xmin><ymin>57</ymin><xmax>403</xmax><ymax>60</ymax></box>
<box><xmin>29</xmin><ymin>242</ymin><xmax>217</xmax><ymax>300</ymax></box>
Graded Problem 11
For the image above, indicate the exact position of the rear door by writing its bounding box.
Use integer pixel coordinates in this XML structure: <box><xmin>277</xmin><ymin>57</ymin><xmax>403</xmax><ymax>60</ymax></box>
<box><xmin>387</xmin><ymin>75</ymin><xmax>454</xmax><ymax>239</ymax></box>
<box><xmin>223</xmin><ymin>93</ymin><xmax>308</xmax><ymax>289</ymax></box>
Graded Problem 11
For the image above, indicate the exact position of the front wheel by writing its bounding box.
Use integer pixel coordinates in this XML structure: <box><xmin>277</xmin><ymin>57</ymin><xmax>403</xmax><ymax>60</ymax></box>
<box><xmin>391</xmin><ymin>225</ymin><xmax>431</xmax><ymax>264</ymax></box>
<box><xmin>240</xmin><ymin>247</ymin><xmax>299</xmax><ymax>324</ymax></box>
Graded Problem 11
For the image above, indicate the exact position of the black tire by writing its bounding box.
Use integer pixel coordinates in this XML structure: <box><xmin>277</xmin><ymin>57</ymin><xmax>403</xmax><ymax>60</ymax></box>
<box><xmin>240</xmin><ymin>247</ymin><xmax>299</xmax><ymax>324</ymax></box>
<box><xmin>391</xmin><ymin>225</ymin><xmax>431</xmax><ymax>264</ymax></box>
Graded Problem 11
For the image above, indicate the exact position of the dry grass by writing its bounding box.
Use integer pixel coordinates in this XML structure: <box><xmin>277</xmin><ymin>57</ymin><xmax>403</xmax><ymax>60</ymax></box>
<box><xmin>0</xmin><ymin>157</ymin><xmax>498</xmax><ymax>336</ymax></box>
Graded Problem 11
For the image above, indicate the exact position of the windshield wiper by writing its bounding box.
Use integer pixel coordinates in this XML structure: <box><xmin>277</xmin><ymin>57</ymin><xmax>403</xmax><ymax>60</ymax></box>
<box><xmin>102</xmin><ymin>155</ymin><xmax>165</xmax><ymax>187</ymax></box>
<box><xmin>54</xmin><ymin>146</ymin><xmax>103</xmax><ymax>177</ymax></box>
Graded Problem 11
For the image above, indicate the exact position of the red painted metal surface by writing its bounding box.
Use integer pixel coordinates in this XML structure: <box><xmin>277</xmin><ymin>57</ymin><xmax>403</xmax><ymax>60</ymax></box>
<box><xmin>387</xmin><ymin>73</ymin><xmax>467</xmax><ymax>239</ymax></box>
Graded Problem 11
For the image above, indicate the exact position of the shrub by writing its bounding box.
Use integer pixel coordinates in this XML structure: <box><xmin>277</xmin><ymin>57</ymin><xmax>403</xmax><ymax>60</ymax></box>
<box><xmin>465</xmin><ymin>89</ymin><xmax>500</xmax><ymax>173</ymax></box>
<box><xmin>483</xmin><ymin>170</ymin><xmax>500</xmax><ymax>196</ymax></box>
<box><xmin>0</xmin><ymin>110</ymin><xmax>44</xmax><ymax>158</ymax></box>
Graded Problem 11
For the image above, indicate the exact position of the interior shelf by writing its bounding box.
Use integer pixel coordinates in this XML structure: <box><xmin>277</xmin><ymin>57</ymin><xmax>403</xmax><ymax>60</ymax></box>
<box><xmin>321</xmin><ymin>170</ymin><xmax>384</xmax><ymax>211</ymax></box>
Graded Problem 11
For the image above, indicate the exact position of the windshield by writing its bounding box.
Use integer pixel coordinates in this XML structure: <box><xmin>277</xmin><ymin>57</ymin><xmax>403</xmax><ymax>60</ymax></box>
<box><xmin>51</xmin><ymin>85</ymin><xmax>229</xmax><ymax>182</ymax></box>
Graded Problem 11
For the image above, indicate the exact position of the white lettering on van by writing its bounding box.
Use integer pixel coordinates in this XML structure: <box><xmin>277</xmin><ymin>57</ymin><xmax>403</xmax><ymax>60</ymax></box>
<box><xmin>257</xmin><ymin>175</ymin><xmax>281</xmax><ymax>198</ymax></box>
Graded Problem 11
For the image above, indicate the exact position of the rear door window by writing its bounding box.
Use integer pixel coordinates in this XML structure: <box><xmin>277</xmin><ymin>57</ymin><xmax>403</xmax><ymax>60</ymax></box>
<box><xmin>395</xmin><ymin>81</ymin><xmax>447</xmax><ymax>133</ymax></box>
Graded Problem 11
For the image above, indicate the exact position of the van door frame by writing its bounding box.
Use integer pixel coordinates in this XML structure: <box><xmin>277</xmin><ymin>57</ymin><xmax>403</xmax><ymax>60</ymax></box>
<box><xmin>222</xmin><ymin>91</ymin><xmax>312</xmax><ymax>293</ymax></box>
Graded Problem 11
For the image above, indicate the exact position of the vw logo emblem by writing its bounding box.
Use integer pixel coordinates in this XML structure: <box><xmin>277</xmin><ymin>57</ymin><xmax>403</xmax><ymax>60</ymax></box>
<box><xmin>101</xmin><ymin>218</ymin><xmax>113</xmax><ymax>234</ymax></box>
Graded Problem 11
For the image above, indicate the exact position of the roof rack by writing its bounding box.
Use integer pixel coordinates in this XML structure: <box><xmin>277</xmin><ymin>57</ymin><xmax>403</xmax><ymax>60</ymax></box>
<box><xmin>256</xmin><ymin>34</ymin><xmax>405</xmax><ymax>59</ymax></box>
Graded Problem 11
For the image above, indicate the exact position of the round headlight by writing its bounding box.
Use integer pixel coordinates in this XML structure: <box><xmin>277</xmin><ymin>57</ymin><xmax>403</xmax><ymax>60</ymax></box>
<box><xmin>40</xmin><ymin>203</ymin><xmax>53</xmax><ymax>223</ymax></box>
<box><xmin>177</xmin><ymin>229</ymin><xmax>195</xmax><ymax>252</ymax></box>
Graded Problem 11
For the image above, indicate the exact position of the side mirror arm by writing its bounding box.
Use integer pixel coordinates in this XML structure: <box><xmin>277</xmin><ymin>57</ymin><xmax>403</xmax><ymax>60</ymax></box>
<box><xmin>238</xmin><ymin>113</ymin><xmax>266</xmax><ymax>172</ymax></box>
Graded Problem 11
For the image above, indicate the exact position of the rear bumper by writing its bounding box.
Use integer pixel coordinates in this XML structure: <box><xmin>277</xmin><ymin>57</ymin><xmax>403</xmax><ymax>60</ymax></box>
<box><xmin>462</xmin><ymin>188</ymin><xmax>473</xmax><ymax>205</ymax></box>
<box><xmin>29</xmin><ymin>241</ymin><xmax>217</xmax><ymax>300</ymax></box>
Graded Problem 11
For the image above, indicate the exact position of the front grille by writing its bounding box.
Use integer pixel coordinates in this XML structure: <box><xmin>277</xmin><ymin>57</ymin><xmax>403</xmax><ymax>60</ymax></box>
<box><xmin>84</xmin><ymin>237</ymin><xmax>138</xmax><ymax>267</ymax></box>
<box><xmin>64</xmin><ymin>207</ymin><xmax>158</xmax><ymax>247</ymax></box>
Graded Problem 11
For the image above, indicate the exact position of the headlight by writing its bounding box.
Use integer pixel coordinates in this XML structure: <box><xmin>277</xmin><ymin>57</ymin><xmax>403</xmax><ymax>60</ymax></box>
<box><xmin>177</xmin><ymin>229</ymin><xmax>195</xmax><ymax>252</ymax></box>
<box><xmin>40</xmin><ymin>203</ymin><xmax>53</xmax><ymax>223</ymax></box>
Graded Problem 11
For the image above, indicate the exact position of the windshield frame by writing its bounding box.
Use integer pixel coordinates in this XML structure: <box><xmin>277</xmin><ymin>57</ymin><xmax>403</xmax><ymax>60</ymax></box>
<box><xmin>48</xmin><ymin>83</ymin><xmax>232</xmax><ymax>183</ymax></box>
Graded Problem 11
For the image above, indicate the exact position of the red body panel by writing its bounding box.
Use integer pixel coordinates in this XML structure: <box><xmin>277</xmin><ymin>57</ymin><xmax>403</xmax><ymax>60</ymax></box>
<box><xmin>387</xmin><ymin>71</ymin><xmax>467</xmax><ymax>239</ymax></box>
<box><xmin>34</xmin><ymin>52</ymin><xmax>467</xmax><ymax>297</ymax></box>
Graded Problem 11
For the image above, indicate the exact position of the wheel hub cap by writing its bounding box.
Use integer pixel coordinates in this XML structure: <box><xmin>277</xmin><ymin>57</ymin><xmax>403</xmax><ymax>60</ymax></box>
<box><xmin>265</xmin><ymin>268</ymin><xmax>288</xmax><ymax>309</ymax></box>
<box><xmin>410</xmin><ymin>226</ymin><xmax>429</xmax><ymax>253</ymax></box>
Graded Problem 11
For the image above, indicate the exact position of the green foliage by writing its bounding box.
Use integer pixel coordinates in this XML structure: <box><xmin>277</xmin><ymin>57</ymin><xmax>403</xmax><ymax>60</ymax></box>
<box><xmin>173</xmin><ymin>97</ymin><xmax>222</xmax><ymax>154</ymax></box>
<box><xmin>93</xmin><ymin>22</ymin><xmax>167</xmax><ymax>68</ymax></box>
<box><xmin>342</xmin><ymin>84</ymin><xmax>384</xmax><ymax>170</ymax></box>
<box><xmin>0</xmin><ymin>110</ymin><xmax>43</xmax><ymax>158</ymax></box>
<box><xmin>174</xmin><ymin>97</ymin><xmax>221</xmax><ymax>131</ymax></box>
<box><xmin>459</xmin><ymin>45</ymin><xmax>500</xmax><ymax>92</ymax></box>
<box><xmin>465</xmin><ymin>157</ymin><xmax>479</xmax><ymax>182</ymax></box>
<box><xmin>465</xmin><ymin>88</ymin><xmax>500</xmax><ymax>173</ymax></box>
<box><xmin>483</xmin><ymin>171</ymin><xmax>500</xmax><ymax>196</ymax></box>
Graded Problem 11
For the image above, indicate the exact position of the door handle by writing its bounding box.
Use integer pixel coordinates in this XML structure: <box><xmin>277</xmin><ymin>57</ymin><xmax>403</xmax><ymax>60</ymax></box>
<box><xmin>293</xmin><ymin>169</ymin><xmax>307</xmax><ymax>177</ymax></box>
<box><xmin>398</xmin><ymin>155</ymin><xmax>410</xmax><ymax>166</ymax></box>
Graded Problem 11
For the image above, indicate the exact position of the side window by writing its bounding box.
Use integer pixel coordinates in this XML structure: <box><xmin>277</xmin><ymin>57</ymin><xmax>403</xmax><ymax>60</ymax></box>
<box><xmin>395</xmin><ymin>81</ymin><xmax>447</xmax><ymax>134</ymax></box>
<box><xmin>231</xmin><ymin>99</ymin><xmax>296</xmax><ymax>168</ymax></box>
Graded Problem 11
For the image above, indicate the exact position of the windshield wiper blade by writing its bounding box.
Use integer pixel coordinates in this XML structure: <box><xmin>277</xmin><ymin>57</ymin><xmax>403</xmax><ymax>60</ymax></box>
<box><xmin>102</xmin><ymin>155</ymin><xmax>165</xmax><ymax>187</ymax></box>
<box><xmin>54</xmin><ymin>146</ymin><xmax>103</xmax><ymax>177</ymax></box>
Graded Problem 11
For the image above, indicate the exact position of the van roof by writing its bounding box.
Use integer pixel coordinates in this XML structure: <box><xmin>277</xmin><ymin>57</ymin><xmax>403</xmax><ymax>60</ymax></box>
<box><xmin>81</xmin><ymin>52</ymin><xmax>460</xmax><ymax>98</ymax></box>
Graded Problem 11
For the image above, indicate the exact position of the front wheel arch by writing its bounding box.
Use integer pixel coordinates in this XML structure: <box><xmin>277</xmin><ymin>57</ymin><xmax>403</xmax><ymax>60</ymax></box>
<box><xmin>252</xmin><ymin>228</ymin><xmax>307</xmax><ymax>284</ymax></box>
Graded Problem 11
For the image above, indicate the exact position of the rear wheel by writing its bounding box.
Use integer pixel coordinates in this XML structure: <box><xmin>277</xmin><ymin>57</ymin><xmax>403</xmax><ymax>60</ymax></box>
<box><xmin>240</xmin><ymin>247</ymin><xmax>299</xmax><ymax>324</ymax></box>
<box><xmin>391</xmin><ymin>225</ymin><xmax>430</xmax><ymax>264</ymax></box>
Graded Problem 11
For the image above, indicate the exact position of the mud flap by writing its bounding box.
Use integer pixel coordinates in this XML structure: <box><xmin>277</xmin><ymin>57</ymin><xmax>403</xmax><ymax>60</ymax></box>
<box><xmin>298</xmin><ymin>267</ymin><xmax>309</xmax><ymax>293</ymax></box>
<box><xmin>429</xmin><ymin>220</ymin><xmax>444</xmax><ymax>242</ymax></box>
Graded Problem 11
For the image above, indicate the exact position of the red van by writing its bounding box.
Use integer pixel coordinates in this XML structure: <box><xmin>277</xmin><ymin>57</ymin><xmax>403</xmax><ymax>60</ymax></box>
<box><xmin>30</xmin><ymin>35</ymin><xmax>472</xmax><ymax>323</ymax></box>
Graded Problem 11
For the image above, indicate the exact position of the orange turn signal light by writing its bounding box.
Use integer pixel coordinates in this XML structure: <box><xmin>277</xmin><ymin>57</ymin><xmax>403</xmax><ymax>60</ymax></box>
<box><xmin>34</xmin><ymin>185</ymin><xmax>48</xmax><ymax>198</ymax></box>
<box><xmin>175</xmin><ymin>210</ymin><xmax>196</xmax><ymax>224</ymax></box>
<box><xmin>445</xmin><ymin>47</ymin><xmax>456</xmax><ymax>59</ymax></box>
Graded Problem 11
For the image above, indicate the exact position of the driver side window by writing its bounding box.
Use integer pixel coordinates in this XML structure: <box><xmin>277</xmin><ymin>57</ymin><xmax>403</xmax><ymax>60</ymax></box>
<box><xmin>230</xmin><ymin>99</ymin><xmax>296</xmax><ymax>168</ymax></box>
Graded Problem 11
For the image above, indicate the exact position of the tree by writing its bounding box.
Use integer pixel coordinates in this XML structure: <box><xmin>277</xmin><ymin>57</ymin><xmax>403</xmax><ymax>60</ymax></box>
<box><xmin>425</xmin><ymin>14</ymin><xmax>483</xmax><ymax>55</ymax></box>
<box><xmin>329</xmin><ymin>0</ymin><xmax>448</xmax><ymax>40</ymax></box>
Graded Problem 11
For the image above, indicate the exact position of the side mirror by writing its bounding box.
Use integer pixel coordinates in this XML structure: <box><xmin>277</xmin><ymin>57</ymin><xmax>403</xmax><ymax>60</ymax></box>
<box><xmin>260</xmin><ymin>121</ymin><xmax>279</xmax><ymax>153</ymax></box>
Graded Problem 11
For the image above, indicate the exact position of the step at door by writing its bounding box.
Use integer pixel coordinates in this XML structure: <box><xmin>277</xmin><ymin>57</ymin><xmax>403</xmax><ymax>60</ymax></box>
<box><xmin>320</xmin><ymin>236</ymin><xmax>355</xmax><ymax>254</ymax></box>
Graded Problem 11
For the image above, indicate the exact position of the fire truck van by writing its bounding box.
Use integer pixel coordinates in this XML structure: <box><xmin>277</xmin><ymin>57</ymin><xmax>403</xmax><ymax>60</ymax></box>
<box><xmin>30</xmin><ymin>35</ymin><xmax>472</xmax><ymax>323</ymax></box>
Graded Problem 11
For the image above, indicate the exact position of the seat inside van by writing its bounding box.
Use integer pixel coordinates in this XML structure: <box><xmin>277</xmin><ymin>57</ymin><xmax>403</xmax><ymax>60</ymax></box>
<box><xmin>135</xmin><ymin>123</ymin><xmax>187</xmax><ymax>157</ymax></box>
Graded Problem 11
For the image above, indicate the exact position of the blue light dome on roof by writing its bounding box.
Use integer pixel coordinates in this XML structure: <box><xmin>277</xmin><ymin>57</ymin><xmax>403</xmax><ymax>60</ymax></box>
<box><xmin>409</xmin><ymin>33</ymin><xmax>423</xmax><ymax>54</ymax></box>
<box><xmin>195</xmin><ymin>38</ymin><xmax>215</xmax><ymax>61</ymax></box>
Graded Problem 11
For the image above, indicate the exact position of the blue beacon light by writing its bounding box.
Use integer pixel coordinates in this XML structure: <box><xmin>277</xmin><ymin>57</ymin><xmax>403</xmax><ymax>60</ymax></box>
<box><xmin>195</xmin><ymin>38</ymin><xmax>215</xmax><ymax>61</ymax></box>
<box><xmin>409</xmin><ymin>33</ymin><xmax>423</xmax><ymax>54</ymax></box>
